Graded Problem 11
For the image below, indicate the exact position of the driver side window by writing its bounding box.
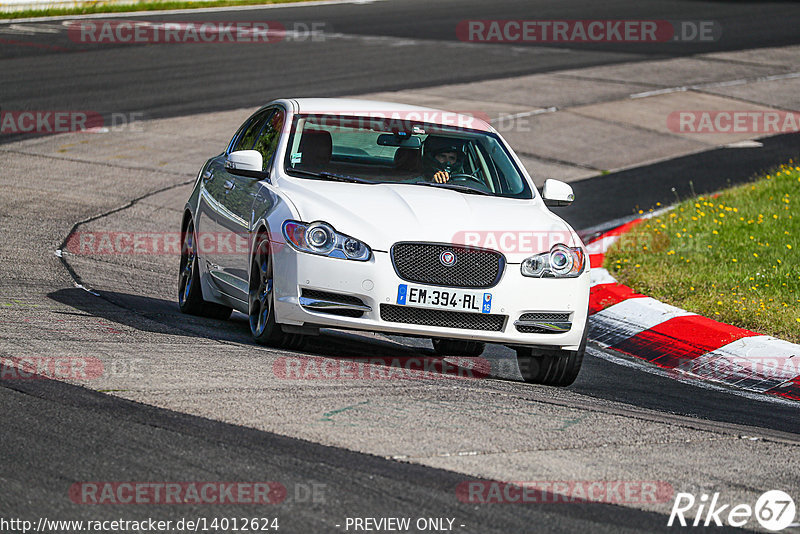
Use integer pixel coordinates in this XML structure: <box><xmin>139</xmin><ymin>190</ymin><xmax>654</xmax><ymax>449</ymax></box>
<box><xmin>231</xmin><ymin>110</ymin><xmax>272</xmax><ymax>153</ymax></box>
<box><xmin>253</xmin><ymin>109</ymin><xmax>285</xmax><ymax>171</ymax></box>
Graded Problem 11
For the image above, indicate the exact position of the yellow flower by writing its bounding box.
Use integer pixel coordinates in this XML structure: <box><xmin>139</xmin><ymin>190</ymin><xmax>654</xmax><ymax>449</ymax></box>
<box><xmin>788</xmin><ymin>245</ymin><xmax>793</xmax><ymax>250</ymax></box>
<box><xmin>732</xmin><ymin>258</ymin><xmax>738</xmax><ymax>262</ymax></box>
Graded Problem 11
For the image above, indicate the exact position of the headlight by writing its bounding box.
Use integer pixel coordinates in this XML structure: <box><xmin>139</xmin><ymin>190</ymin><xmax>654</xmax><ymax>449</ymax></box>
<box><xmin>305</xmin><ymin>222</ymin><xmax>335</xmax><ymax>254</ymax></box>
<box><xmin>282</xmin><ymin>220</ymin><xmax>372</xmax><ymax>261</ymax></box>
<box><xmin>521</xmin><ymin>244</ymin><xmax>585</xmax><ymax>278</ymax></box>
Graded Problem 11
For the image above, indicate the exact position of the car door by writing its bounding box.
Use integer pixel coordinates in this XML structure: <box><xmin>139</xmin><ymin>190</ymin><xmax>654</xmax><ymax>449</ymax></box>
<box><xmin>199</xmin><ymin>109</ymin><xmax>272</xmax><ymax>301</ymax></box>
<box><xmin>213</xmin><ymin>107</ymin><xmax>285</xmax><ymax>302</ymax></box>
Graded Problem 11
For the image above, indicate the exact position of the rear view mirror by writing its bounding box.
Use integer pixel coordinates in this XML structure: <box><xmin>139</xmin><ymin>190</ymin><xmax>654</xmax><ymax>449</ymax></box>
<box><xmin>226</xmin><ymin>150</ymin><xmax>269</xmax><ymax>180</ymax></box>
<box><xmin>542</xmin><ymin>179</ymin><xmax>575</xmax><ymax>207</ymax></box>
<box><xmin>377</xmin><ymin>134</ymin><xmax>422</xmax><ymax>148</ymax></box>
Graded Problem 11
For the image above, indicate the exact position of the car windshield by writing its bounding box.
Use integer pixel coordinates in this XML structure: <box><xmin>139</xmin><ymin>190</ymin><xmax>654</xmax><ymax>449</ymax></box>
<box><xmin>283</xmin><ymin>114</ymin><xmax>534</xmax><ymax>199</ymax></box>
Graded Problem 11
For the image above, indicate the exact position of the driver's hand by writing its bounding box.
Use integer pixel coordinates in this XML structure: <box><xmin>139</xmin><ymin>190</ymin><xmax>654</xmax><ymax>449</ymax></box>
<box><xmin>433</xmin><ymin>171</ymin><xmax>450</xmax><ymax>183</ymax></box>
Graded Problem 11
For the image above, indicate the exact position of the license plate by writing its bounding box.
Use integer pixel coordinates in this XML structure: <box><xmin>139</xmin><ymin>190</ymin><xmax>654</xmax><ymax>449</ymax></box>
<box><xmin>396</xmin><ymin>284</ymin><xmax>492</xmax><ymax>314</ymax></box>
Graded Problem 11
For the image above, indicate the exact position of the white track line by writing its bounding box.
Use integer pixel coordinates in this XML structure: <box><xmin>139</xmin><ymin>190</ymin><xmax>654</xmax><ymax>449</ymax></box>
<box><xmin>630</xmin><ymin>71</ymin><xmax>800</xmax><ymax>99</ymax></box>
<box><xmin>0</xmin><ymin>0</ymin><xmax>385</xmax><ymax>24</ymax></box>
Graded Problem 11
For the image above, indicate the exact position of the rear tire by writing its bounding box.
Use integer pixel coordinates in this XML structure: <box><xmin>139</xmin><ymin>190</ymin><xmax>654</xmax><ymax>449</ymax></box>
<box><xmin>178</xmin><ymin>219</ymin><xmax>232</xmax><ymax>320</ymax></box>
<box><xmin>515</xmin><ymin>316</ymin><xmax>588</xmax><ymax>387</ymax></box>
<box><xmin>431</xmin><ymin>339</ymin><xmax>486</xmax><ymax>357</ymax></box>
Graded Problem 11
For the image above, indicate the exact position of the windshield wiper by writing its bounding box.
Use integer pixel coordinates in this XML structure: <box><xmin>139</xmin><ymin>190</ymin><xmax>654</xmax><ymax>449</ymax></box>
<box><xmin>287</xmin><ymin>169</ymin><xmax>373</xmax><ymax>184</ymax></box>
<box><xmin>410</xmin><ymin>181</ymin><xmax>491</xmax><ymax>196</ymax></box>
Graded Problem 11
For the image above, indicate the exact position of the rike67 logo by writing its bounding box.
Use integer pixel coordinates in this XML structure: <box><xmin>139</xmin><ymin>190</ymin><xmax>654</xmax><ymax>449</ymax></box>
<box><xmin>668</xmin><ymin>490</ymin><xmax>796</xmax><ymax>531</ymax></box>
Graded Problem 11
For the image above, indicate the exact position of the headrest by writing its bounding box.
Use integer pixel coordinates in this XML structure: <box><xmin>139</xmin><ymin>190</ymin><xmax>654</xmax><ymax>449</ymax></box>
<box><xmin>299</xmin><ymin>129</ymin><xmax>332</xmax><ymax>166</ymax></box>
<box><xmin>393</xmin><ymin>147</ymin><xmax>421</xmax><ymax>171</ymax></box>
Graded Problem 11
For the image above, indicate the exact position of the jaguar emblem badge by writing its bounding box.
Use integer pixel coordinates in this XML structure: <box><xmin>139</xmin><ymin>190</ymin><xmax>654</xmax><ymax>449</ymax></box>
<box><xmin>439</xmin><ymin>250</ymin><xmax>457</xmax><ymax>267</ymax></box>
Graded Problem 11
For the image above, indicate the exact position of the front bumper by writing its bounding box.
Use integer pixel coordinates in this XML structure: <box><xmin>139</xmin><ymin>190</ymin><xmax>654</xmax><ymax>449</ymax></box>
<box><xmin>272</xmin><ymin>247</ymin><xmax>590</xmax><ymax>349</ymax></box>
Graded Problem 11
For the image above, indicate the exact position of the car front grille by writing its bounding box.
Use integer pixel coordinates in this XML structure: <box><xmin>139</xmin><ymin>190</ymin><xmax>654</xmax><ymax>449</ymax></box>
<box><xmin>390</xmin><ymin>242</ymin><xmax>504</xmax><ymax>288</ymax></box>
<box><xmin>380</xmin><ymin>304</ymin><xmax>506</xmax><ymax>332</ymax></box>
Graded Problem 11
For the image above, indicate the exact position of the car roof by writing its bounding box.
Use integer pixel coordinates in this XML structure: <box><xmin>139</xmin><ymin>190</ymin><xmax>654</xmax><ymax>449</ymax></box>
<box><xmin>288</xmin><ymin>98</ymin><xmax>493</xmax><ymax>132</ymax></box>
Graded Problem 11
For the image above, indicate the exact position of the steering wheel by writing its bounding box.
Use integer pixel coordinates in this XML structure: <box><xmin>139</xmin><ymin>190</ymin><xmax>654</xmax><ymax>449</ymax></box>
<box><xmin>447</xmin><ymin>173</ymin><xmax>491</xmax><ymax>191</ymax></box>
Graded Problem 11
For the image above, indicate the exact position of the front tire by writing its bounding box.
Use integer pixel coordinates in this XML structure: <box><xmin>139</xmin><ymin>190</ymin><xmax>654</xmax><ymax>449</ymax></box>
<box><xmin>178</xmin><ymin>219</ymin><xmax>232</xmax><ymax>320</ymax></box>
<box><xmin>515</xmin><ymin>316</ymin><xmax>588</xmax><ymax>387</ymax></box>
<box><xmin>248</xmin><ymin>234</ymin><xmax>305</xmax><ymax>349</ymax></box>
<box><xmin>431</xmin><ymin>339</ymin><xmax>486</xmax><ymax>357</ymax></box>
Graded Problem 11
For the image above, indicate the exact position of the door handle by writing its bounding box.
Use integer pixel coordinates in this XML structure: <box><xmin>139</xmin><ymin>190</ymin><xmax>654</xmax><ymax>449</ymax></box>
<box><xmin>224</xmin><ymin>180</ymin><xmax>235</xmax><ymax>192</ymax></box>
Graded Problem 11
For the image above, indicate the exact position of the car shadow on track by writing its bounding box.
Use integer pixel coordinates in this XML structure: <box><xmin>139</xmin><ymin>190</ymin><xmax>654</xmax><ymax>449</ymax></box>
<box><xmin>46</xmin><ymin>287</ymin><xmax>499</xmax><ymax>380</ymax></box>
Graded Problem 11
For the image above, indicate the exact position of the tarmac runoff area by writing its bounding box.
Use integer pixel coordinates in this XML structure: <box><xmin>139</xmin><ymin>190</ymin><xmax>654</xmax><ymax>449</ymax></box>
<box><xmin>1</xmin><ymin>44</ymin><xmax>799</xmax><ymax>525</ymax></box>
<box><xmin>358</xmin><ymin>44</ymin><xmax>800</xmax><ymax>183</ymax></box>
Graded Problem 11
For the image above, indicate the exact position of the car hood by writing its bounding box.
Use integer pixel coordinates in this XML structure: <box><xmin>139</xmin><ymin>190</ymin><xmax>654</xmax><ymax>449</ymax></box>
<box><xmin>278</xmin><ymin>178</ymin><xmax>581</xmax><ymax>263</ymax></box>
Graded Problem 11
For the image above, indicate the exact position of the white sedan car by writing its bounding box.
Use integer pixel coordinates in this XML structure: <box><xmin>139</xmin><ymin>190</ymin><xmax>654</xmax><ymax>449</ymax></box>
<box><xmin>179</xmin><ymin>98</ymin><xmax>590</xmax><ymax>386</ymax></box>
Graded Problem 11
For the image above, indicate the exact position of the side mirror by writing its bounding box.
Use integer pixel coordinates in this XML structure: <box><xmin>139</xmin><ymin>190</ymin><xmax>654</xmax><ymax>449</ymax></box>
<box><xmin>542</xmin><ymin>179</ymin><xmax>575</xmax><ymax>207</ymax></box>
<box><xmin>226</xmin><ymin>150</ymin><xmax>269</xmax><ymax>180</ymax></box>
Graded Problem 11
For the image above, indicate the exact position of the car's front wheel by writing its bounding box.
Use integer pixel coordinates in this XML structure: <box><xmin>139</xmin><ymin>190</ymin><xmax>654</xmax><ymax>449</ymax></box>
<box><xmin>178</xmin><ymin>219</ymin><xmax>232</xmax><ymax>320</ymax></box>
<box><xmin>515</xmin><ymin>316</ymin><xmax>588</xmax><ymax>387</ymax></box>
<box><xmin>248</xmin><ymin>233</ymin><xmax>305</xmax><ymax>349</ymax></box>
<box><xmin>431</xmin><ymin>339</ymin><xmax>486</xmax><ymax>357</ymax></box>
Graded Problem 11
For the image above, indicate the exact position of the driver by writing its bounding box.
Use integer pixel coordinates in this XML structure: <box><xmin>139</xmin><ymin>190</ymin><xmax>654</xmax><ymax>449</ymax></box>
<box><xmin>422</xmin><ymin>136</ymin><xmax>466</xmax><ymax>183</ymax></box>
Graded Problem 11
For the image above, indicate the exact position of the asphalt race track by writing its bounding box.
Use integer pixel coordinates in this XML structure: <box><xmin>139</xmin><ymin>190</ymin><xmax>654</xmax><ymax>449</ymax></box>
<box><xmin>1</xmin><ymin>1</ymin><xmax>800</xmax><ymax>533</ymax></box>
<box><xmin>3</xmin><ymin>0</ymin><xmax>800</xmax><ymax>124</ymax></box>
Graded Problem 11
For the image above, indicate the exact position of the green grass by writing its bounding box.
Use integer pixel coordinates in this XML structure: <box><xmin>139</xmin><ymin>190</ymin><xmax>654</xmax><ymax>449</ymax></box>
<box><xmin>605</xmin><ymin>162</ymin><xmax>800</xmax><ymax>343</ymax></box>
<box><xmin>1</xmin><ymin>0</ymin><xmax>309</xmax><ymax>20</ymax></box>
